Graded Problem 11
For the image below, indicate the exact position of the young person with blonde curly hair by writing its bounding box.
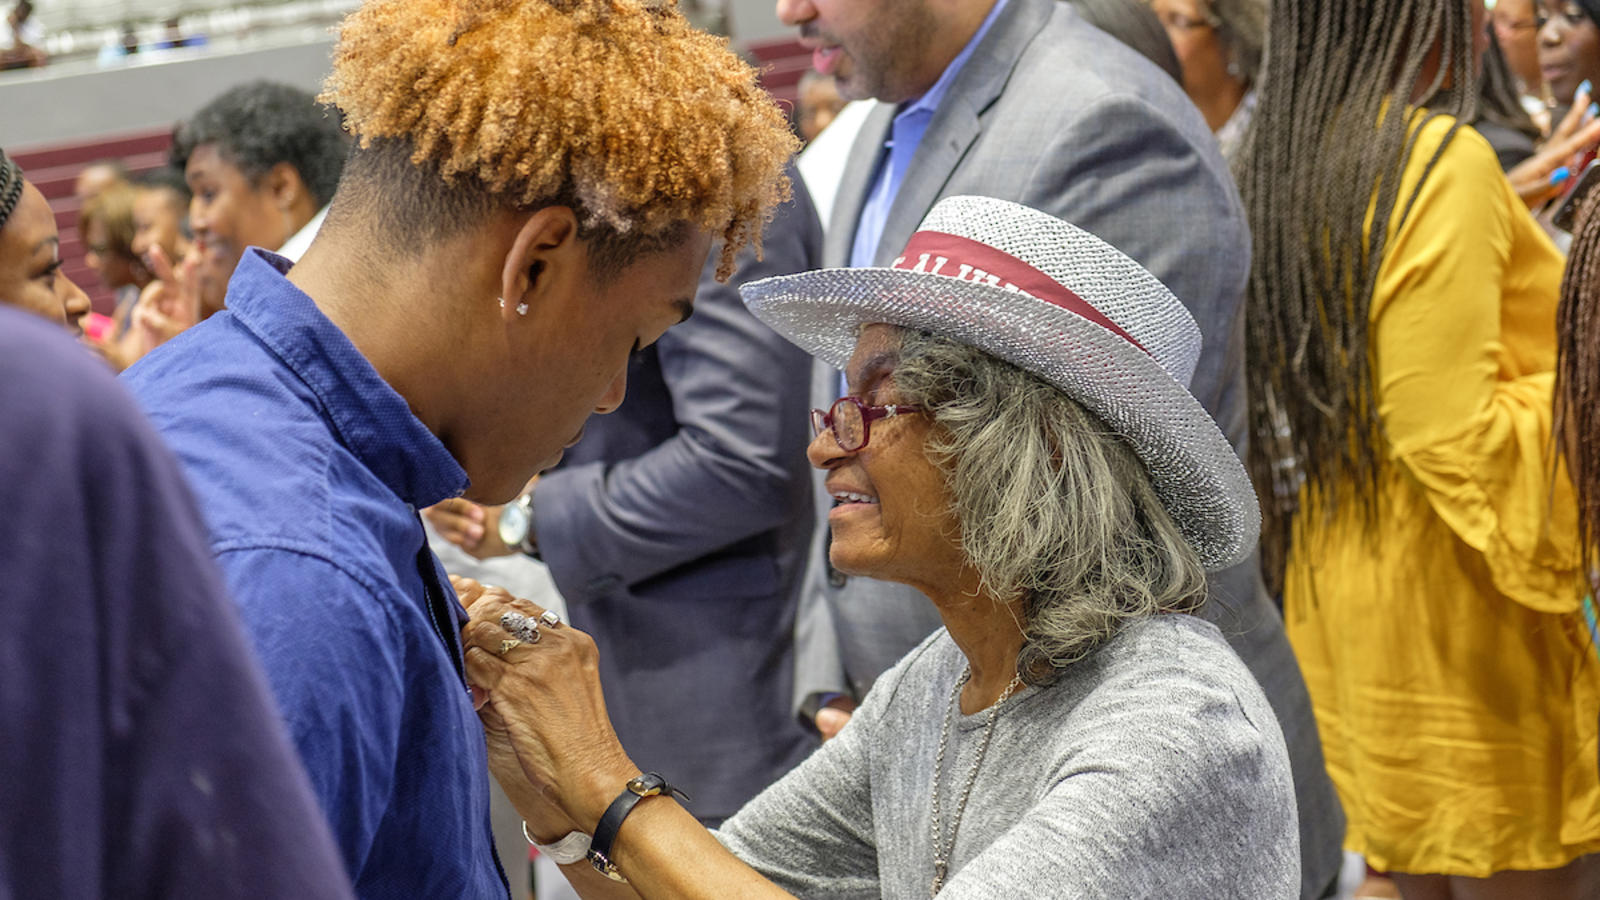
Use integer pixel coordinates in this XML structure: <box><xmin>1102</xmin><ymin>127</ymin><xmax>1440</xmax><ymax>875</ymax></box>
<box><xmin>122</xmin><ymin>0</ymin><xmax>797</xmax><ymax>895</ymax></box>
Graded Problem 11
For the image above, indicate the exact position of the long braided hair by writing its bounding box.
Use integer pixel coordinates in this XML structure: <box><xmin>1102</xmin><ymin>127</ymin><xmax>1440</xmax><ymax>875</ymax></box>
<box><xmin>1559</xmin><ymin>0</ymin><xmax>1600</xmax><ymax>583</ymax></box>
<box><xmin>1237</xmin><ymin>1</ymin><xmax>1476</xmax><ymax>590</ymax></box>
<box><xmin>0</xmin><ymin>148</ymin><xmax>23</xmax><ymax>232</ymax></box>
<box><xmin>1557</xmin><ymin>190</ymin><xmax>1600</xmax><ymax>580</ymax></box>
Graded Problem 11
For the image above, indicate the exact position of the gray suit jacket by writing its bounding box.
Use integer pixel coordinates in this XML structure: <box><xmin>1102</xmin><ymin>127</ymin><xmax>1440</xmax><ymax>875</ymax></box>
<box><xmin>792</xmin><ymin>1</ymin><xmax>1345</xmax><ymax>894</ymax></box>
<box><xmin>534</xmin><ymin>171</ymin><xmax>822</xmax><ymax>823</ymax></box>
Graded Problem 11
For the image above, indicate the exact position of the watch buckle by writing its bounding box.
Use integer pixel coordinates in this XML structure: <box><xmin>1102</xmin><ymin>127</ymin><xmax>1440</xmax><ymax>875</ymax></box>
<box><xmin>588</xmin><ymin>849</ymin><xmax>628</xmax><ymax>882</ymax></box>
<box><xmin>627</xmin><ymin>775</ymin><xmax>664</xmax><ymax>797</ymax></box>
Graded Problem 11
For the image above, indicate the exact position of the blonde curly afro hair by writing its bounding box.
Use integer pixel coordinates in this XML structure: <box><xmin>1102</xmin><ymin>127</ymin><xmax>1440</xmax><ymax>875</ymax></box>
<box><xmin>322</xmin><ymin>0</ymin><xmax>798</xmax><ymax>278</ymax></box>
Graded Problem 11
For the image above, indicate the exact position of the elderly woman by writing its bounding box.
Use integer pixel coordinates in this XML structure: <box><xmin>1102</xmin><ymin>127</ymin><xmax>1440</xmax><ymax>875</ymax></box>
<box><xmin>1148</xmin><ymin>0</ymin><xmax>1266</xmax><ymax>158</ymax></box>
<box><xmin>457</xmin><ymin>196</ymin><xmax>1299</xmax><ymax>897</ymax></box>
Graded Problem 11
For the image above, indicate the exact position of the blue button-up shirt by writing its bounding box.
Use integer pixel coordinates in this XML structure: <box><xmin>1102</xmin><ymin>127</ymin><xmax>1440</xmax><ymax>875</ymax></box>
<box><xmin>124</xmin><ymin>249</ymin><xmax>508</xmax><ymax>899</ymax></box>
<box><xmin>849</xmin><ymin>0</ymin><xmax>1010</xmax><ymax>269</ymax></box>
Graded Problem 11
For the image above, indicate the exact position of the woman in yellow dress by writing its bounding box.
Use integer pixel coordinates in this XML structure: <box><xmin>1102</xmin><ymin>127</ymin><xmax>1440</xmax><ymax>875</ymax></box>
<box><xmin>1238</xmin><ymin>0</ymin><xmax>1600</xmax><ymax>896</ymax></box>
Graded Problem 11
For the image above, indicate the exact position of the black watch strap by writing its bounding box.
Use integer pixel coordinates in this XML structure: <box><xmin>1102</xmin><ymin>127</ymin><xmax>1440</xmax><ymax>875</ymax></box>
<box><xmin>587</xmin><ymin>772</ymin><xmax>690</xmax><ymax>882</ymax></box>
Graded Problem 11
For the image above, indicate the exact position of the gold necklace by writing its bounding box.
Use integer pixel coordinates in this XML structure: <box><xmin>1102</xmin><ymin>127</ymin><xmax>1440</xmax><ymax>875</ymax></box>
<box><xmin>929</xmin><ymin>667</ymin><xmax>1023</xmax><ymax>896</ymax></box>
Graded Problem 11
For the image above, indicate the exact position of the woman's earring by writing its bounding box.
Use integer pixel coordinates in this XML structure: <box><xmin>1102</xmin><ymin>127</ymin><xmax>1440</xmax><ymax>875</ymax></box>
<box><xmin>498</xmin><ymin>297</ymin><xmax>528</xmax><ymax>316</ymax></box>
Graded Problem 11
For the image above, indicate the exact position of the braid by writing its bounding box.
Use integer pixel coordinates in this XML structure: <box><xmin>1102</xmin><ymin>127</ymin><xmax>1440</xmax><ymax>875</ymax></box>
<box><xmin>0</xmin><ymin>148</ymin><xmax>23</xmax><ymax>232</ymax></box>
<box><xmin>1557</xmin><ymin>192</ymin><xmax>1600</xmax><ymax>580</ymax></box>
<box><xmin>1238</xmin><ymin>0</ymin><xmax>1474</xmax><ymax>592</ymax></box>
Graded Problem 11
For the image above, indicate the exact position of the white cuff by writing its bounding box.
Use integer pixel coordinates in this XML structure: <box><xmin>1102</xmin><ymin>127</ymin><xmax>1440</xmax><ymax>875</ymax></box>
<box><xmin>523</xmin><ymin>823</ymin><xmax>592</xmax><ymax>866</ymax></box>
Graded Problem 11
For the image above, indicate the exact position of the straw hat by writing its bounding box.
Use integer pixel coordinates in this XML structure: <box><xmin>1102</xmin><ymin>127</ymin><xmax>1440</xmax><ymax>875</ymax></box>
<box><xmin>740</xmin><ymin>195</ymin><xmax>1259</xmax><ymax>571</ymax></box>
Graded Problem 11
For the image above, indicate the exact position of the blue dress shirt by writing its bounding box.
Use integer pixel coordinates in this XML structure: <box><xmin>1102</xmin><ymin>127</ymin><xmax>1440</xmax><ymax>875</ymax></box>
<box><xmin>842</xmin><ymin>0</ymin><xmax>1012</xmax><ymax>398</ymax></box>
<box><xmin>848</xmin><ymin>0</ymin><xmax>1012</xmax><ymax>269</ymax></box>
<box><xmin>124</xmin><ymin>249</ymin><xmax>509</xmax><ymax>899</ymax></box>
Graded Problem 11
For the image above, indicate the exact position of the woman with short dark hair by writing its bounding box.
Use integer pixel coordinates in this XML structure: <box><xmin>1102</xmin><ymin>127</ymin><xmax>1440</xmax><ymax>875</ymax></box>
<box><xmin>169</xmin><ymin>80</ymin><xmax>349</xmax><ymax>316</ymax></box>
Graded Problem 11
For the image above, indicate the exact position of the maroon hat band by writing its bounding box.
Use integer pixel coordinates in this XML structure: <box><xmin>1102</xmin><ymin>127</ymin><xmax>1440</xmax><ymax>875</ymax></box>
<box><xmin>889</xmin><ymin>230</ymin><xmax>1149</xmax><ymax>356</ymax></box>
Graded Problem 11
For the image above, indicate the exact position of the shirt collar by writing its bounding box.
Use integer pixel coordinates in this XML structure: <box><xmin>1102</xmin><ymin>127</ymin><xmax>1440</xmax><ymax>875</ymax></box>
<box><xmin>223</xmin><ymin>248</ymin><xmax>469</xmax><ymax>507</ymax></box>
<box><xmin>899</xmin><ymin>0</ymin><xmax>1010</xmax><ymax>122</ymax></box>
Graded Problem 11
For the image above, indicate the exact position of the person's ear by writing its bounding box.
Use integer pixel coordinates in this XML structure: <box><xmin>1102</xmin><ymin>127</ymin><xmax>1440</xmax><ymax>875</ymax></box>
<box><xmin>500</xmin><ymin>206</ymin><xmax>579</xmax><ymax>324</ymax></box>
<box><xmin>263</xmin><ymin>162</ymin><xmax>308</xmax><ymax>213</ymax></box>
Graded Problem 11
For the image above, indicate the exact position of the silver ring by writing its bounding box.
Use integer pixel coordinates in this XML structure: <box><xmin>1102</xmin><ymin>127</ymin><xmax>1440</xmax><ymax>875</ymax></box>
<box><xmin>539</xmin><ymin>609</ymin><xmax>562</xmax><ymax>628</ymax></box>
<box><xmin>501</xmin><ymin>611</ymin><xmax>541</xmax><ymax>644</ymax></box>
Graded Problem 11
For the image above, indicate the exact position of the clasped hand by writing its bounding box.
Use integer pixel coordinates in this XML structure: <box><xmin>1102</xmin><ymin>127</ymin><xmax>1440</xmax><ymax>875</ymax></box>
<box><xmin>452</xmin><ymin>576</ymin><xmax>636</xmax><ymax>842</ymax></box>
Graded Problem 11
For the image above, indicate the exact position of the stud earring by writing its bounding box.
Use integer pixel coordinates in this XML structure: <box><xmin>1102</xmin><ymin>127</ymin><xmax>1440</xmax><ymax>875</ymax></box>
<box><xmin>516</xmin><ymin>302</ymin><xmax>529</xmax><ymax>316</ymax></box>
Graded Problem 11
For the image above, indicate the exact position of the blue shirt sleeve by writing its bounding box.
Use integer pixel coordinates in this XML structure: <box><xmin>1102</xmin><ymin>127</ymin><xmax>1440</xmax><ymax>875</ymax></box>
<box><xmin>216</xmin><ymin>547</ymin><xmax>408</xmax><ymax>876</ymax></box>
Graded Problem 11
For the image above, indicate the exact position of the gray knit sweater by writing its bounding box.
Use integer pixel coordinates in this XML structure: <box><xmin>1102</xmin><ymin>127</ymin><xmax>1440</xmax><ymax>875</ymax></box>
<box><xmin>716</xmin><ymin>615</ymin><xmax>1300</xmax><ymax>898</ymax></box>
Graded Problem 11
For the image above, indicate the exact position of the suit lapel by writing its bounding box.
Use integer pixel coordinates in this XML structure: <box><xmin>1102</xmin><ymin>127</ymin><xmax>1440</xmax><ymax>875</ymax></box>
<box><xmin>873</xmin><ymin>105</ymin><xmax>982</xmax><ymax>265</ymax></box>
<box><xmin>824</xmin><ymin>103</ymin><xmax>896</xmax><ymax>268</ymax></box>
<box><xmin>872</xmin><ymin>0</ymin><xmax>1055</xmax><ymax>264</ymax></box>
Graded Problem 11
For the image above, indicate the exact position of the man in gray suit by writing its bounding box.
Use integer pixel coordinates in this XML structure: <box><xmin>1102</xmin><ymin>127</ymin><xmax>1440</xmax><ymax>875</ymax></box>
<box><xmin>782</xmin><ymin>0</ymin><xmax>1346</xmax><ymax>894</ymax></box>
<box><xmin>428</xmin><ymin>170</ymin><xmax>822</xmax><ymax>826</ymax></box>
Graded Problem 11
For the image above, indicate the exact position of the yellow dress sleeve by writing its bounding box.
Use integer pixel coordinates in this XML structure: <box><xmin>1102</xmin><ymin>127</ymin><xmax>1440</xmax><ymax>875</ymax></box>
<box><xmin>1369</xmin><ymin>116</ymin><xmax>1579</xmax><ymax>614</ymax></box>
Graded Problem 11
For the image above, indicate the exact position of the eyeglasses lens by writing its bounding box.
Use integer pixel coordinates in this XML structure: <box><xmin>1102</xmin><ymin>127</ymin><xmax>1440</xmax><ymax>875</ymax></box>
<box><xmin>833</xmin><ymin>399</ymin><xmax>865</xmax><ymax>450</ymax></box>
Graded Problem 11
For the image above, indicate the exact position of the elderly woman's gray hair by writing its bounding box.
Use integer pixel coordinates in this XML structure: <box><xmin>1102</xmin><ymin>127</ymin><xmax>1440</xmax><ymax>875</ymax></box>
<box><xmin>889</xmin><ymin>328</ymin><xmax>1208</xmax><ymax>685</ymax></box>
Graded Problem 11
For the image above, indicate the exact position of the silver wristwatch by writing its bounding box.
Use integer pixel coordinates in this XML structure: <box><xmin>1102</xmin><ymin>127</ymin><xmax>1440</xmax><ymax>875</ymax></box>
<box><xmin>496</xmin><ymin>490</ymin><xmax>540</xmax><ymax>558</ymax></box>
<box><xmin>523</xmin><ymin>822</ymin><xmax>590</xmax><ymax>866</ymax></box>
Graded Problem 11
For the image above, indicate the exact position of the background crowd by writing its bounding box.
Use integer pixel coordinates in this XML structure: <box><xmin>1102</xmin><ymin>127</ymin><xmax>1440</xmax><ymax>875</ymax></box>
<box><xmin>2</xmin><ymin>0</ymin><xmax>1600</xmax><ymax>898</ymax></box>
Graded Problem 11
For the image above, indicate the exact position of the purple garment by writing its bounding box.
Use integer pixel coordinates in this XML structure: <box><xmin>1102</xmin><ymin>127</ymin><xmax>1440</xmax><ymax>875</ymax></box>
<box><xmin>0</xmin><ymin>309</ymin><xmax>353</xmax><ymax>900</ymax></box>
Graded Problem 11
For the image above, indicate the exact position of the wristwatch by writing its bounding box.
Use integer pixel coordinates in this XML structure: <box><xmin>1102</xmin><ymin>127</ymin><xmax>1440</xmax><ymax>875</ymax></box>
<box><xmin>496</xmin><ymin>489</ymin><xmax>540</xmax><ymax>558</ymax></box>
<box><xmin>587</xmin><ymin>772</ymin><xmax>691</xmax><ymax>882</ymax></box>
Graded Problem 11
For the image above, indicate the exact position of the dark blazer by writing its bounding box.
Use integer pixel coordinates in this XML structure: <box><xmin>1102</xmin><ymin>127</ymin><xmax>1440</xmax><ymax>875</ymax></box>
<box><xmin>532</xmin><ymin>170</ymin><xmax>823</xmax><ymax>823</ymax></box>
<box><xmin>792</xmin><ymin>1</ymin><xmax>1346</xmax><ymax>894</ymax></box>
